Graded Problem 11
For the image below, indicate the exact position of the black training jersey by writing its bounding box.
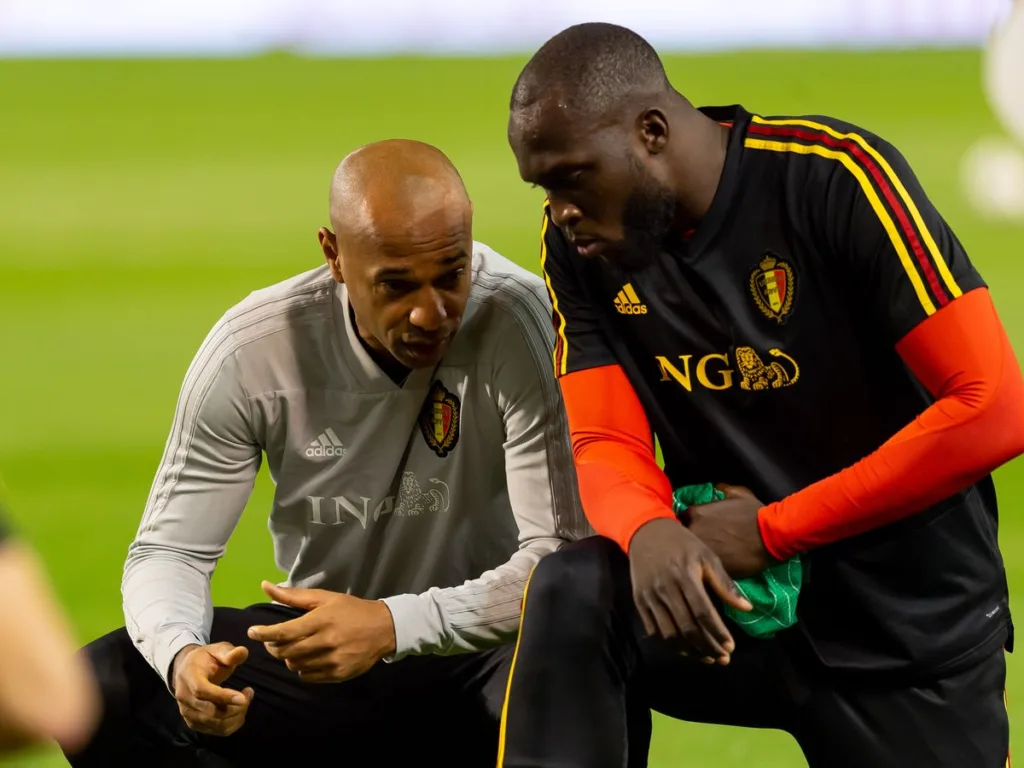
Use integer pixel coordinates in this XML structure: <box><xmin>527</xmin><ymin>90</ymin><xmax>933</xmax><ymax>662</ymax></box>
<box><xmin>541</xmin><ymin>104</ymin><xmax>1009</xmax><ymax>678</ymax></box>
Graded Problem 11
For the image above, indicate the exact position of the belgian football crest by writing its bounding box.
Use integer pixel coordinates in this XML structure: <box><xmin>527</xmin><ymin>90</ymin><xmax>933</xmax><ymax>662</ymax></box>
<box><xmin>749</xmin><ymin>252</ymin><xmax>795</xmax><ymax>324</ymax></box>
<box><xmin>419</xmin><ymin>380</ymin><xmax>461</xmax><ymax>458</ymax></box>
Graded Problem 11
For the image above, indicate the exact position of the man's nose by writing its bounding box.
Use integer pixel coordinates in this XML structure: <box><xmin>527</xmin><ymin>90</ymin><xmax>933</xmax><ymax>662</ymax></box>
<box><xmin>548</xmin><ymin>197</ymin><xmax>583</xmax><ymax>231</ymax></box>
<box><xmin>409</xmin><ymin>289</ymin><xmax>446</xmax><ymax>332</ymax></box>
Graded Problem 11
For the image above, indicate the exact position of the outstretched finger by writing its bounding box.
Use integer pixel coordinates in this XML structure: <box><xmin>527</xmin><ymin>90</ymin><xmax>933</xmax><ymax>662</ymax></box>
<box><xmin>677</xmin><ymin>568</ymin><xmax>733</xmax><ymax>659</ymax></box>
<box><xmin>269</xmin><ymin>638</ymin><xmax>326</xmax><ymax>665</ymax></box>
<box><xmin>705</xmin><ymin>559</ymin><xmax>753</xmax><ymax>614</ymax></box>
<box><xmin>194</xmin><ymin>678</ymin><xmax>248</xmax><ymax>709</ymax></box>
<box><xmin>247</xmin><ymin>613</ymin><xmax>316</xmax><ymax>645</ymax></box>
<box><xmin>633</xmin><ymin>593</ymin><xmax>659</xmax><ymax>638</ymax></box>
<box><xmin>207</xmin><ymin>643</ymin><xmax>249</xmax><ymax>669</ymax></box>
<box><xmin>260</xmin><ymin>581</ymin><xmax>328</xmax><ymax>610</ymax></box>
<box><xmin>646</xmin><ymin>592</ymin><xmax>683</xmax><ymax>641</ymax></box>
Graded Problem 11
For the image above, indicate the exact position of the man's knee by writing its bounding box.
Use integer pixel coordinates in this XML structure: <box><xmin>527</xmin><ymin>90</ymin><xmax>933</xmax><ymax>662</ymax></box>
<box><xmin>65</xmin><ymin>628</ymin><xmax>182</xmax><ymax>765</ymax></box>
<box><xmin>81</xmin><ymin>627</ymin><xmax>161</xmax><ymax>705</ymax></box>
<box><xmin>525</xmin><ymin>536</ymin><xmax>628</xmax><ymax>635</ymax></box>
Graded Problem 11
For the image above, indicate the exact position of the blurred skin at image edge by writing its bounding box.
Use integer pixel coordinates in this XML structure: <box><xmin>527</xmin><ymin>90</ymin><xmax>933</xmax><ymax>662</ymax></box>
<box><xmin>0</xmin><ymin>499</ymin><xmax>100</xmax><ymax>755</ymax></box>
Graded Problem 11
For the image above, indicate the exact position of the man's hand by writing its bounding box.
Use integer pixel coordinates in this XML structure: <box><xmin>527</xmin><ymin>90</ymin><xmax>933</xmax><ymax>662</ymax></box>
<box><xmin>628</xmin><ymin>518</ymin><xmax>752</xmax><ymax>665</ymax></box>
<box><xmin>686</xmin><ymin>484</ymin><xmax>777</xmax><ymax>580</ymax></box>
<box><xmin>247</xmin><ymin>581</ymin><xmax>397</xmax><ymax>683</ymax></box>
<box><xmin>171</xmin><ymin>643</ymin><xmax>253</xmax><ymax>737</ymax></box>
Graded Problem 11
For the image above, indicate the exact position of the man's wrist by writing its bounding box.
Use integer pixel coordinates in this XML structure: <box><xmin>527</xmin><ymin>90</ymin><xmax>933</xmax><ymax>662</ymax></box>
<box><xmin>375</xmin><ymin>600</ymin><xmax>397</xmax><ymax>658</ymax></box>
<box><xmin>624</xmin><ymin>510</ymin><xmax>678</xmax><ymax>555</ymax></box>
<box><xmin>756</xmin><ymin>502</ymin><xmax>791</xmax><ymax>561</ymax></box>
<box><xmin>169</xmin><ymin>643</ymin><xmax>201</xmax><ymax>688</ymax></box>
<box><xmin>379</xmin><ymin>593</ymin><xmax>446</xmax><ymax>660</ymax></box>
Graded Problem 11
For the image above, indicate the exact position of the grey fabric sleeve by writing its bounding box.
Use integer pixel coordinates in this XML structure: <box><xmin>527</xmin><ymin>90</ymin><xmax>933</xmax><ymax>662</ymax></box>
<box><xmin>122</xmin><ymin>323</ymin><xmax>261</xmax><ymax>687</ymax></box>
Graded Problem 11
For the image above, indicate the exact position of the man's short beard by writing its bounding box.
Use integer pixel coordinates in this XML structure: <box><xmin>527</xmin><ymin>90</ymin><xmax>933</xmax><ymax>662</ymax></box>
<box><xmin>605</xmin><ymin>155</ymin><xmax>678</xmax><ymax>272</ymax></box>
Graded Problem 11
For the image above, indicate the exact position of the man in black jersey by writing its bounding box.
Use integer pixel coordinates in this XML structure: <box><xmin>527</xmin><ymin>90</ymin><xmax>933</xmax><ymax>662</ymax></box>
<box><xmin>496</xmin><ymin>22</ymin><xmax>1024</xmax><ymax>768</ymax></box>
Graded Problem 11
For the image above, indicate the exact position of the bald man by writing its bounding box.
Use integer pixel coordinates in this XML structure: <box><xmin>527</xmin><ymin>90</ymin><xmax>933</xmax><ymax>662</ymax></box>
<box><xmin>64</xmin><ymin>140</ymin><xmax>582</xmax><ymax>766</ymax></box>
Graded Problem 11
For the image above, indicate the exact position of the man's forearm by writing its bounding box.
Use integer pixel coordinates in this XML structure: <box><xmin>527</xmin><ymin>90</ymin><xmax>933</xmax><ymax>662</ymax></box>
<box><xmin>759</xmin><ymin>289</ymin><xmax>1024</xmax><ymax>559</ymax></box>
<box><xmin>560</xmin><ymin>366</ymin><xmax>676</xmax><ymax>552</ymax></box>
<box><xmin>573</xmin><ymin>461</ymin><xmax>675</xmax><ymax>552</ymax></box>
<box><xmin>122</xmin><ymin>546</ymin><xmax>214</xmax><ymax>687</ymax></box>
<box><xmin>382</xmin><ymin>538</ymin><xmax>561</xmax><ymax>659</ymax></box>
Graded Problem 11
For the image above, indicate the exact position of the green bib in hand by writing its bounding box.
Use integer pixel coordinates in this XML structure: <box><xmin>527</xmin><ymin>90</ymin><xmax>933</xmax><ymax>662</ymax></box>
<box><xmin>672</xmin><ymin>484</ymin><xmax>802</xmax><ymax>639</ymax></box>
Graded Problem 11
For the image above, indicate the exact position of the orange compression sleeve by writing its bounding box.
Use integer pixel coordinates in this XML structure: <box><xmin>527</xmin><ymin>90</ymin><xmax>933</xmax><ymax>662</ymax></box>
<box><xmin>559</xmin><ymin>365</ymin><xmax>676</xmax><ymax>552</ymax></box>
<box><xmin>758</xmin><ymin>288</ymin><xmax>1024</xmax><ymax>561</ymax></box>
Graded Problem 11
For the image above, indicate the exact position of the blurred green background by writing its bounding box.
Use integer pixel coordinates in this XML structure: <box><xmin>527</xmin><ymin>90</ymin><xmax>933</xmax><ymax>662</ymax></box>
<box><xmin>1</xmin><ymin>49</ymin><xmax>1022</xmax><ymax>766</ymax></box>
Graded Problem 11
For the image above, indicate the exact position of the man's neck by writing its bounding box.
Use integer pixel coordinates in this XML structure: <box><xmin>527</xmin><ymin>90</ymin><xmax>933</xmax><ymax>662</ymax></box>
<box><xmin>671</xmin><ymin>119</ymin><xmax>731</xmax><ymax>235</ymax></box>
<box><xmin>366</xmin><ymin>345</ymin><xmax>411</xmax><ymax>387</ymax></box>
<box><xmin>351</xmin><ymin>308</ymin><xmax>412</xmax><ymax>386</ymax></box>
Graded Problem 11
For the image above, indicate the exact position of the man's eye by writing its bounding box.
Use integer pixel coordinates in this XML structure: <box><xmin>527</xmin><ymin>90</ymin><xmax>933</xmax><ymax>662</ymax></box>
<box><xmin>437</xmin><ymin>269</ymin><xmax>465</xmax><ymax>289</ymax></box>
<box><xmin>381</xmin><ymin>280</ymin><xmax>412</xmax><ymax>295</ymax></box>
<box><xmin>560</xmin><ymin>170</ymin><xmax>584</xmax><ymax>190</ymax></box>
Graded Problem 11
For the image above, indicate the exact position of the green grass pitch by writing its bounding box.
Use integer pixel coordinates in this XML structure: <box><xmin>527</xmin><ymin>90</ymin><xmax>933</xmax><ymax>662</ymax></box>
<box><xmin>1</xmin><ymin>49</ymin><xmax>1022</xmax><ymax>766</ymax></box>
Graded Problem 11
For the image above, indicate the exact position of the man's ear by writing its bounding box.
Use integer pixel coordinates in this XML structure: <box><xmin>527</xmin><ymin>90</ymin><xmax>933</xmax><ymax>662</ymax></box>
<box><xmin>318</xmin><ymin>227</ymin><xmax>344</xmax><ymax>283</ymax></box>
<box><xmin>637</xmin><ymin>108</ymin><xmax>669</xmax><ymax>155</ymax></box>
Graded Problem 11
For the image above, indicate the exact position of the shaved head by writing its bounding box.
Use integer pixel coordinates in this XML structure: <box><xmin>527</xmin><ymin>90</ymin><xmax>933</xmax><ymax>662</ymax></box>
<box><xmin>508</xmin><ymin>24</ymin><xmax>727</xmax><ymax>272</ymax></box>
<box><xmin>328</xmin><ymin>139</ymin><xmax>471</xmax><ymax>246</ymax></box>
<box><xmin>317</xmin><ymin>139</ymin><xmax>473</xmax><ymax>375</ymax></box>
<box><xmin>511</xmin><ymin>22</ymin><xmax>672</xmax><ymax>123</ymax></box>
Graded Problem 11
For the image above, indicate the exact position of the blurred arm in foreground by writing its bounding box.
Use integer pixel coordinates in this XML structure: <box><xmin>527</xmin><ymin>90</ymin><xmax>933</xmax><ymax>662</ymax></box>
<box><xmin>0</xmin><ymin>500</ymin><xmax>100</xmax><ymax>754</ymax></box>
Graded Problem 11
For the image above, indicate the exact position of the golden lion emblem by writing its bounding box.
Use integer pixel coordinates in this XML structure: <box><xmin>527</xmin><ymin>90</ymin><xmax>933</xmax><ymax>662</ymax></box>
<box><xmin>735</xmin><ymin>346</ymin><xmax>800</xmax><ymax>391</ymax></box>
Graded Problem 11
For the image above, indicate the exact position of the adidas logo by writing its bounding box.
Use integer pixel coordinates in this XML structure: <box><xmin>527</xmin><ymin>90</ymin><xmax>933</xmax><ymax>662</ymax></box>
<box><xmin>306</xmin><ymin>427</ymin><xmax>346</xmax><ymax>459</ymax></box>
<box><xmin>613</xmin><ymin>283</ymin><xmax>647</xmax><ymax>315</ymax></box>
